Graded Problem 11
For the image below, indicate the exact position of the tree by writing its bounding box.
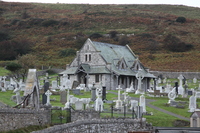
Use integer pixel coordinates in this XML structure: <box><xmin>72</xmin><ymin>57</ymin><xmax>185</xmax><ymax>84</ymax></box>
<box><xmin>17</xmin><ymin>54</ymin><xmax>37</xmax><ymax>81</ymax></box>
<box><xmin>6</xmin><ymin>54</ymin><xmax>37</xmax><ymax>82</ymax></box>
<box><xmin>176</xmin><ymin>17</ymin><xmax>186</xmax><ymax>23</ymax></box>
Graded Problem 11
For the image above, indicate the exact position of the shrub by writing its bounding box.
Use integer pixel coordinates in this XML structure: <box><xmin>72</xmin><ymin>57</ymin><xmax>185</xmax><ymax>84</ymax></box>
<box><xmin>89</xmin><ymin>33</ymin><xmax>103</xmax><ymax>39</ymax></box>
<box><xmin>6</xmin><ymin>62</ymin><xmax>22</xmax><ymax>72</ymax></box>
<box><xmin>0</xmin><ymin>32</ymin><xmax>10</xmax><ymax>42</ymax></box>
<box><xmin>176</xmin><ymin>17</ymin><xmax>186</xmax><ymax>23</ymax></box>
<box><xmin>163</xmin><ymin>34</ymin><xmax>193</xmax><ymax>52</ymax></box>
<box><xmin>41</xmin><ymin>19</ymin><xmax>59</xmax><ymax>27</ymax></box>
<box><xmin>109</xmin><ymin>31</ymin><xmax>118</xmax><ymax>38</ymax></box>
<box><xmin>59</xmin><ymin>48</ymin><xmax>76</xmax><ymax>57</ymax></box>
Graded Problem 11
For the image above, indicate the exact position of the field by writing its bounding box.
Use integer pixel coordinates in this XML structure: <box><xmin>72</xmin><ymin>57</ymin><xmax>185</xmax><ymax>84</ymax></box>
<box><xmin>0</xmin><ymin>2</ymin><xmax>200</xmax><ymax>71</ymax></box>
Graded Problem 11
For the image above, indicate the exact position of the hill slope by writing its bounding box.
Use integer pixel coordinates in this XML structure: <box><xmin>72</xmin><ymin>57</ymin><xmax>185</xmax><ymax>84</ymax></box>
<box><xmin>0</xmin><ymin>2</ymin><xmax>200</xmax><ymax>71</ymax></box>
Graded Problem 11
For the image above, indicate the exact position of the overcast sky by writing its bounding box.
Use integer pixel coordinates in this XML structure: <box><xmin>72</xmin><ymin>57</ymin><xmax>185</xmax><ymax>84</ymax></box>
<box><xmin>2</xmin><ymin>0</ymin><xmax>200</xmax><ymax>8</ymax></box>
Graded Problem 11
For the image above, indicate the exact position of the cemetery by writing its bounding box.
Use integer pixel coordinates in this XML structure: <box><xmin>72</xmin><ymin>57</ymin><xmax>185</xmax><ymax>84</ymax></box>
<box><xmin>0</xmin><ymin>68</ymin><xmax>200</xmax><ymax>132</ymax></box>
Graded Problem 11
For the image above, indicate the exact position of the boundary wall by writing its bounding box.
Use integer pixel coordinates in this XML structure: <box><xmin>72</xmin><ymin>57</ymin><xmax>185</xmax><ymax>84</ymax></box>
<box><xmin>0</xmin><ymin>108</ymin><xmax>51</xmax><ymax>132</ymax></box>
<box><xmin>32</xmin><ymin>118</ymin><xmax>153</xmax><ymax>133</ymax></box>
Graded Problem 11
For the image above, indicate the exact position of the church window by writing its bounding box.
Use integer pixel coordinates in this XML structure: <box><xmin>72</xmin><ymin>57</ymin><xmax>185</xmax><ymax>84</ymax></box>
<box><xmin>89</xmin><ymin>54</ymin><xmax>91</xmax><ymax>61</ymax></box>
<box><xmin>95</xmin><ymin>74</ymin><xmax>100</xmax><ymax>82</ymax></box>
<box><xmin>85</xmin><ymin>54</ymin><xmax>87</xmax><ymax>62</ymax></box>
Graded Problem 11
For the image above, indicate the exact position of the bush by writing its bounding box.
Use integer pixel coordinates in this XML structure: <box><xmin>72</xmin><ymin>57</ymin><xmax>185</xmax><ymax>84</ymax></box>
<box><xmin>41</xmin><ymin>19</ymin><xmax>59</xmax><ymax>27</ymax></box>
<box><xmin>89</xmin><ymin>33</ymin><xmax>103</xmax><ymax>39</ymax></box>
<box><xmin>109</xmin><ymin>31</ymin><xmax>118</xmax><ymax>38</ymax></box>
<box><xmin>59</xmin><ymin>48</ymin><xmax>76</xmax><ymax>57</ymax></box>
<box><xmin>6</xmin><ymin>62</ymin><xmax>22</xmax><ymax>72</ymax></box>
<box><xmin>163</xmin><ymin>34</ymin><xmax>193</xmax><ymax>52</ymax></box>
<box><xmin>176</xmin><ymin>17</ymin><xmax>186</xmax><ymax>23</ymax></box>
<box><xmin>0</xmin><ymin>32</ymin><xmax>10</xmax><ymax>42</ymax></box>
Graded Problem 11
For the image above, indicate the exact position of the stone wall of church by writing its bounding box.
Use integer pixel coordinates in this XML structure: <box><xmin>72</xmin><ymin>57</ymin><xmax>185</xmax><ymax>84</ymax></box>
<box><xmin>32</xmin><ymin>118</ymin><xmax>153</xmax><ymax>133</ymax></box>
<box><xmin>0</xmin><ymin>108</ymin><xmax>51</xmax><ymax>132</ymax></box>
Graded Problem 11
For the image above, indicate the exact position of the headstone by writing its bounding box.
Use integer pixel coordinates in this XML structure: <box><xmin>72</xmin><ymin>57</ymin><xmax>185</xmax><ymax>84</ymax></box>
<box><xmin>168</xmin><ymin>87</ymin><xmax>176</xmax><ymax>104</ymax></box>
<box><xmin>136</xmin><ymin>106</ymin><xmax>143</xmax><ymax>119</ymax></box>
<box><xmin>163</xmin><ymin>77</ymin><xmax>167</xmax><ymax>84</ymax></box>
<box><xmin>115</xmin><ymin>85</ymin><xmax>123</xmax><ymax>110</ymax></box>
<box><xmin>188</xmin><ymin>90</ymin><xmax>193</xmax><ymax>95</ymax></box>
<box><xmin>71</xmin><ymin>80</ymin><xmax>79</xmax><ymax>89</ymax></box>
<box><xmin>52</xmin><ymin>80</ymin><xmax>58</xmax><ymax>91</ymax></box>
<box><xmin>72</xmin><ymin>89</ymin><xmax>81</xmax><ymax>95</ymax></box>
<box><xmin>135</xmin><ymin>69</ymin><xmax>145</xmax><ymax>94</ymax></box>
<box><xmin>139</xmin><ymin>94</ymin><xmax>146</xmax><ymax>113</ymax></box>
<box><xmin>189</xmin><ymin>93</ymin><xmax>196</xmax><ymax>112</ymax></box>
<box><xmin>102</xmin><ymin>86</ymin><xmax>106</xmax><ymax>101</ymax></box>
<box><xmin>178</xmin><ymin>74</ymin><xmax>184</xmax><ymax>96</ymax></box>
<box><xmin>95</xmin><ymin>87</ymin><xmax>103</xmax><ymax>112</ymax></box>
<box><xmin>75</xmin><ymin>100</ymin><xmax>83</xmax><ymax>110</ymax></box>
<box><xmin>130</xmin><ymin>100</ymin><xmax>138</xmax><ymax>111</ymax></box>
<box><xmin>42</xmin><ymin>81</ymin><xmax>49</xmax><ymax>105</ymax></box>
<box><xmin>193</xmin><ymin>78</ymin><xmax>197</xmax><ymax>84</ymax></box>
<box><xmin>60</xmin><ymin>89</ymin><xmax>67</xmax><ymax>104</ymax></box>
<box><xmin>70</xmin><ymin>96</ymin><xmax>79</xmax><ymax>104</ymax></box>
<box><xmin>195</xmin><ymin>92</ymin><xmax>200</xmax><ymax>98</ymax></box>
<box><xmin>91</xmin><ymin>84</ymin><xmax>96</xmax><ymax>101</ymax></box>
<box><xmin>126</xmin><ymin>82</ymin><xmax>135</xmax><ymax>92</ymax></box>
<box><xmin>13</xmin><ymin>87</ymin><xmax>22</xmax><ymax>104</ymax></box>
<box><xmin>45</xmin><ymin>90</ymin><xmax>52</xmax><ymax>106</ymax></box>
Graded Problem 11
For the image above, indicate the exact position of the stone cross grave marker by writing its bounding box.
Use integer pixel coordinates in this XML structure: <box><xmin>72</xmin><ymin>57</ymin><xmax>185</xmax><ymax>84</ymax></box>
<box><xmin>135</xmin><ymin>69</ymin><xmax>144</xmax><ymax>94</ymax></box>
<box><xmin>45</xmin><ymin>90</ymin><xmax>52</xmax><ymax>106</ymax></box>
<box><xmin>115</xmin><ymin>85</ymin><xmax>123</xmax><ymax>110</ymax></box>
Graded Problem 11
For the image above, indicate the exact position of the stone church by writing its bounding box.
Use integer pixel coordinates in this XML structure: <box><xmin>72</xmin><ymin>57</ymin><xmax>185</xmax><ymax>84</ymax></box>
<box><xmin>61</xmin><ymin>38</ymin><xmax>155</xmax><ymax>91</ymax></box>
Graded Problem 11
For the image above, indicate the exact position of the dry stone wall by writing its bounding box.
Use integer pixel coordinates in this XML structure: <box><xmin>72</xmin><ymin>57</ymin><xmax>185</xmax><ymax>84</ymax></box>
<box><xmin>151</xmin><ymin>71</ymin><xmax>200</xmax><ymax>79</ymax></box>
<box><xmin>0</xmin><ymin>108</ymin><xmax>51</xmax><ymax>132</ymax></box>
<box><xmin>32</xmin><ymin>118</ymin><xmax>153</xmax><ymax>133</ymax></box>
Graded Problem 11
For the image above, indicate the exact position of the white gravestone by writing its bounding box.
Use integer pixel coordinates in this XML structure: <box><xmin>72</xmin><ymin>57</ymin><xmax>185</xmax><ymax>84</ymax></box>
<box><xmin>139</xmin><ymin>94</ymin><xmax>146</xmax><ymax>113</ymax></box>
<box><xmin>130</xmin><ymin>100</ymin><xmax>138</xmax><ymax>111</ymax></box>
<box><xmin>135</xmin><ymin>69</ymin><xmax>145</xmax><ymax>94</ymax></box>
<box><xmin>13</xmin><ymin>87</ymin><xmax>22</xmax><ymax>104</ymax></box>
<box><xmin>52</xmin><ymin>80</ymin><xmax>58</xmax><ymax>91</ymax></box>
<box><xmin>45</xmin><ymin>90</ymin><xmax>52</xmax><ymax>106</ymax></box>
<box><xmin>126</xmin><ymin>82</ymin><xmax>135</xmax><ymax>92</ymax></box>
<box><xmin>189</xmin><ymin>93</ymin><xmax>196</xmax><ymax>112</ymax></box>
<box><xmin>75</xmin><ymin>100</ymin><xmax>83</xmax><ymax>110</ymax></box>
<box><xmin>168</xmin><ymin>87</ymin><xmax>176</xmax><ymax>104</ymax></box>
<box><xmin>178</xmin><ymin>74</ymin><xmax>184</xmax><ymax>96</ymax></box>
<box><xmin>115</xmin><ymin>85</ymin><xmax>123</xmax><ymax>110</ymax></box>
<box><xmin>95</xmin><ymin>87</ymin><xmax>104</xmax><ymax>112</ymax></box>
<box><xmin>193</xmin><ymin>78</ymin><xmax>197</xmax><ymax>84</ymax></box>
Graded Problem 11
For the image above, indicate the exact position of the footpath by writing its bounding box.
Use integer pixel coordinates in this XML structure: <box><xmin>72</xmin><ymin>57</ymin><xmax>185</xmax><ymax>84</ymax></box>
<box><xmin>108</xmin><ymin>91</ymin><xmax>190</xmax><ymax>121</ymax></box>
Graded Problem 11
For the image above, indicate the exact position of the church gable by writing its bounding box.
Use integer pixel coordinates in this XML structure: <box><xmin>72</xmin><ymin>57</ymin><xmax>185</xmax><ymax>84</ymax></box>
<box><xmin>116</xmin><ymin>57</ymin><xmax>128</xmax><ymax>70</ymax></box>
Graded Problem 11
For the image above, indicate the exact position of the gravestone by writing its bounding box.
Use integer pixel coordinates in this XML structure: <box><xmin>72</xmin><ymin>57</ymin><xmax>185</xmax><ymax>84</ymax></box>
<box><xmin>71</xmin><ymin>80</ymin><xmax>79</xmax><ymax>89</ymax></box>
<box><xmin>168</xmin><ymin>87</ymin><xmax>176</xmax><ymax>104</ymax></box>
<box><xmin>126</xmin><ymin>82</ymin><xmax>135</xmax><ymax>92</ymax></box>
<box><xmin>75</xmin><ymin>100</ymin><xmax>83</xmax><ymax>110</ymax></box>
<box><xmin>45</xmin><ymin>90</ymin><xmax>52</xmax><ymax>106</ymax></box>
<box><xmin>188</xmin><ymin>90</ymin><xmax>193</xmax><ymax>95</ymax></box>
<box><xmin>60</xmin><ymin>89</ymin><xmax>67</xmax><ymax>104</ymax></box>
<box><xmin>42</xmin><ymin>81</ymin><xmax>49</xmax><ymax>105</ymax></box>
<box><xmin>95</xmin><ymin>87</ymin><xmax>104</xmax><ymax>112</ymax></box>
<box><xmin>91</xmin><ymin>84</ymin><xmax>96</xmax><ymax>101</ymax></box>
<box><xmin>130</xmin><ymin>100</ymin><xmax>138</xmax><ymax>111</ymax></box>
<box><xmin>189</xmin><ymin>94</ymin><xmax>196</xmax><ymax>112</ymax></box>
<box><xmin>52</xmin><ymin>80</ymin><xmax>58</xmax><ymax>91</ymax></box>
<box><xmin>115</xmin><ymin>85</ymin><xmax>123</xmax><ymax>110</ymax></box>
<box><xmin>13</xmin><ymin>87</ymin><xmax>22</xmax><ymax>104</ymax></box>
<box><xmin>178</xmin><ymin>74</ymin><xmax>184</xmax><ymax>96</ymax></box>
<box><xmin>72</xmin><ymin>89</ymin><xmax>81</xmax><ymax>95</ymax></box>
<box><xmin>135</xmin><ymin>69</ymin><xmax>145</xmax><ymax>94</ymax></box>
<box><xmin>139</xmin><ymin>94</ymin><xmax>146</xmax><ymax>113</ymax></box>
<box><xmin>136</xmin><ymin>106</ymin><xmax>143</xmax><ymax>119</ymax></box>
<box><xmin>193</xmin><ymin>78</ymin><xmax>197</xmax><ymax>84</ymax></box>
<box><xmin>195</xmin><ymin>92</ymin><xmax>200</xmax><ymax>98</ymax></box>
<box><xmin>102</xmin><ymin>86</ymin><xmax>106</xmax><ymax>101</ymax></box>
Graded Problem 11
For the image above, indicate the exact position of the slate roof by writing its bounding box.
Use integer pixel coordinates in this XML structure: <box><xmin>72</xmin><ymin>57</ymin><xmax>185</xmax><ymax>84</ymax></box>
<box><xmin>61</xmin><ymin>39</ymin><xmax>155</xmax><ymax>78</ymax></box>
<box><xmin>91</xmin><ymin>41</ymin><xmax>136</xmax><ymax>66</ymax></box>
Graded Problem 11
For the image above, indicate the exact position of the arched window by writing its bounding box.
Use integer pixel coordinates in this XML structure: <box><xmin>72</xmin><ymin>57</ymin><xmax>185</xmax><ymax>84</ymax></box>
<box><xmin>85</xmin><ymin>54</ymin><xmax>87</xmax><ymax>62</ymax></box>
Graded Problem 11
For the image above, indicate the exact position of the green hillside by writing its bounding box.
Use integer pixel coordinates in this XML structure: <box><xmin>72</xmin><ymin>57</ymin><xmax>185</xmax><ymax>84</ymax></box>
<box><xmin>0</xmin><ymin>1</ymin><xmax>200</xmax><ymax>71</ymax></box>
